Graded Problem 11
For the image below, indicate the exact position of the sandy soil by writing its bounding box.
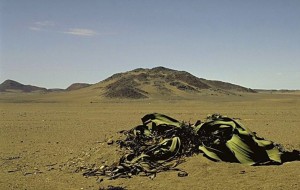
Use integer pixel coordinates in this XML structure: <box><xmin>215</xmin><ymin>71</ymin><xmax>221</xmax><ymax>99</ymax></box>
<box><xmin>0</xmin><ymin>93</ymin><xmax>299</xmax><ymax>190</ymax></box>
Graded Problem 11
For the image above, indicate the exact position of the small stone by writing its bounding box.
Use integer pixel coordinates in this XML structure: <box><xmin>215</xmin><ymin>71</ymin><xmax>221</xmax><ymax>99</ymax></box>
<box><xmin>178</xmin><ymin>171</ymin><xmax>188</xmax><ymax>177</ymax></box>
<box><xmin>107</xmin><ymin>139</ymin><xmax>114</xmax><ymax>145</ymax></box>
<box><xmin>97</xmin><ymin>178</ymin><xmax>104</xmax><ymax>183</ymax></box>
<box><xmin>149</xmin><ymin>173</ymin><xmax>156</xmax><ymax>180</ymax></box>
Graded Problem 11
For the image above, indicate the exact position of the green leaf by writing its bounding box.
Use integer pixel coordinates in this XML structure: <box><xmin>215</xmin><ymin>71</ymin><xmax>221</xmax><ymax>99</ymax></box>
<box><xmin>142</xmin><ymin>113</ymin><xmax>181</xmax><ymax>127</ymax></box>
<box><xmin>198</xmin><ymin>145</ymin><xmax>222</xmax><ymax>161</ymax></box>
<box><xmin>252</xmin><ymin>138</ymin><xmax>273</xmax><ymax>147</ymax></box>
<box><xmin>226</xmin><ymin>135</ymin><xmax>256</xmax><ymax>165</ymax></box>
<box><xmin>170</xmin><ymin>137</ymin><xmax>181</xmax><ymax>153</ymax></box>
<box><xmin>266</xmin><ymin>148</ymin><xmax>282</xmax><ymax>163</ymax></box>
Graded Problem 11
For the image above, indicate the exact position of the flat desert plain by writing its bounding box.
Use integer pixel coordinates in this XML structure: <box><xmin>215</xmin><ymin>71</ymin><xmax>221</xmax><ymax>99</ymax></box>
<box><xmin>0</xmin><ymin>93</ymin><xmax>299</xmax><ymax>190</ymax></box>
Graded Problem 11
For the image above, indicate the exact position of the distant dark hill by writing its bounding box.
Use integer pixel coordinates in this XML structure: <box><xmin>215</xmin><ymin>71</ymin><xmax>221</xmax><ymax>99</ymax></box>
<box><xmin>47</xmin><ymin>88</ymin><xmax>65</xmax><ymax>92</ymax></box>
<box><xmin>94</xmin><ymin>66</ymin><xmax>256</xmax><ymax>99</ymax></box>
<box><xmin>66</xmin><ymin>83</ymin><xmax>91</xmax><ymax>91</ymax></box>
<box><xmin>0</xmin><ymin>80</ymin><xmax>47</xmax><ymax>92</ymax></box>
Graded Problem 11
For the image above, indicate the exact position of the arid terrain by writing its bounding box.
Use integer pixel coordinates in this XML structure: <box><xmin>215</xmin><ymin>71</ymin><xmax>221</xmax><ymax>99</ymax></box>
<box><xmin>0</xmin><ymin>68</ymin><xmax>299</xmax><ymax>190</ymax></box>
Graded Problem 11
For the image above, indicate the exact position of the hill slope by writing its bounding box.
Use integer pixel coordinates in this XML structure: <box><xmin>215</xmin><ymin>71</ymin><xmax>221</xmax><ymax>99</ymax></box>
<box><xmin>0</xmin><ymin>80</ymin><xmax>47</xmax><ymax>92</ymax></box>
<box><xmin>66</xmin><ymin>83</ymin><xmax>91</xmax><ymax>91</ymax></box>
<box><xmin>91</xmin><ymin>67</ymin><xmax>256</xmax><ymax>99</ymax></box>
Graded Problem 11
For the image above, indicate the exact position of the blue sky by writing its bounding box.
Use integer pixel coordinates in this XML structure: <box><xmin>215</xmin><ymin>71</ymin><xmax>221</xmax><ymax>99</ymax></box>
<box><xmin>1</xmin><ymin>0</ymin><xmax>299</xmax><ymax>89</ymax></box>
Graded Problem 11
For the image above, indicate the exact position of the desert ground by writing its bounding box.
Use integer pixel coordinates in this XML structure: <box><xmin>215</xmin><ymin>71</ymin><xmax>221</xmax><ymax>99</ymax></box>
<box><xmin>0</xmin><ymin>92</ymin><xmax>299</xmax><ymax>190</ymax></box>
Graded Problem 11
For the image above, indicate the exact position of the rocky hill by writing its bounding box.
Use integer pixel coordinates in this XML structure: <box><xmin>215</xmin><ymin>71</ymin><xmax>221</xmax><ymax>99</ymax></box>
<box><xmin>0</xmin><ymin>80</ymin><xmax>47</xmax><ymax>92</ymax></box>
<box><xmin>95</xmin><ymin>67</ymin><xmax>256</xmax><ymax>99</ymax></box>
<box><xmin>66</xmin><ymin>83</ymin><xmax>91</xmax><ymax>91</ymax></box>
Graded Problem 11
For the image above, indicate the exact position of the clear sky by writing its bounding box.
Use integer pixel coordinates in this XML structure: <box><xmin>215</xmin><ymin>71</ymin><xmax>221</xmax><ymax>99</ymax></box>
<box><xmin>1</xmin><ymin>0</ymin><xmax>299</xmax><ymax>89</ymax></box>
